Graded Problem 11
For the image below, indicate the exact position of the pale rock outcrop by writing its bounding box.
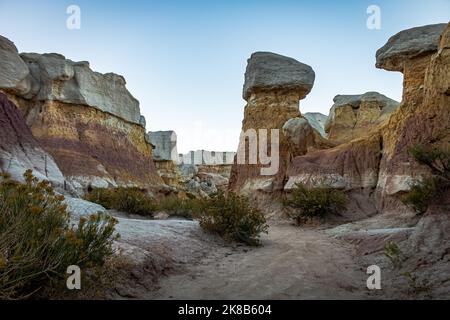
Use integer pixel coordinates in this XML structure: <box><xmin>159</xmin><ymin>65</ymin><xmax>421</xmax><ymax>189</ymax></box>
<box><xmin>303</xmin><ymin>112</ymin><xmax>327</xmax><ymax>137</ymax></box>
<box><xmin>148</xmin><ymin>131</ymin><xmax>178</xmax><ymax>161</ymax></box>
<box><xmin>182</xmin><ymin>163</ymin><xmax>233</xmax><ymax>197</ymax></box>
<box><xmin>147</xmin><ymin>131</ymin><xmax>182</xmax><ymax>188</ymax></box>
<box><xmin>283</xmin><ymin>117</ymin><xmax>335</xmax><ymax>156</ymax></box>
<box><xmin>19</xmin><ymin>52</ymin><xmax>141</xmax><ymax>124</ymax></box>
<box><xmin>0</xmin><ymin>36</ymin><xmax>31</xmax><ymax>96</ymax></box>
<box><xmin>139</xmin><ymin>115</ymin><xmax>146</xmax><ymax>128</ymax></box>
<box><xmin>229</xmin><ymin>52</ymin><xmax>315</xmax><ymax>194</ymax></box>
<box><xmin>64</xmin><ymin>196</ymin><xmax>107</xmax><ymax>221</ymax></box>
<box><xmin>175</xmin><ymin>150</ymin><xmax>235</xmax><ymax>197</ymax></box>
<box><xmin>197</xmin><ymin>171</ymin><xmax>229</xmax><ymax>191</ymax></box>
<box><xmin>324</xmin><ymin>92</ymin><xmax>399</xmax><ymax>144</ymax></box>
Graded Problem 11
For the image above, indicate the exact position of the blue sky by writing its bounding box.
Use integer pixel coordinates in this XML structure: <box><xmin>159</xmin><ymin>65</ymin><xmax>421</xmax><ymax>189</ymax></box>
<box><xmin>0</xmin><ymin>0</ymin><xmax>449</xmax><ymax>152</ymax></box>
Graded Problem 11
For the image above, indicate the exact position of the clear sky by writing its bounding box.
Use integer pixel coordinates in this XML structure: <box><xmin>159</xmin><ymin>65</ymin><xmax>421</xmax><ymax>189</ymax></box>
<box><xmin>0</xmin><ymin>0</ymin><xmax>448</xmax><ymax>153</ymax></box>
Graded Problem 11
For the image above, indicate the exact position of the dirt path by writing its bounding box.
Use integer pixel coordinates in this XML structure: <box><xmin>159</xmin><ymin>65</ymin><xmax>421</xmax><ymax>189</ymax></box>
<box><xmin>148</xmin><ymin>221</ymin><xmax>371</xmax><ymax>300</ymax></box>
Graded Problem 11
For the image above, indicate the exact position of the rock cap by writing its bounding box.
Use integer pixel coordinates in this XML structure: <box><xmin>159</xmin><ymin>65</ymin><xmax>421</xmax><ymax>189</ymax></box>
<box><xmin>376</xmin><ymin>23</ymin><xmax>447</xmax><ymax>72</ymax></box>
<box><xmin>243</xmin><ymin>52</ymin><xmax>315</xmax><ymax>100</ymax></box>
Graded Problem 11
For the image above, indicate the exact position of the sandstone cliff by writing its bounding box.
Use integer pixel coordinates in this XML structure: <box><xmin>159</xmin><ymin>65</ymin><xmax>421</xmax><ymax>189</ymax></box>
<box><xmin>0</xmin><ymin>35</ymin><xmax>162</xmax><ymax>194</ymax></box>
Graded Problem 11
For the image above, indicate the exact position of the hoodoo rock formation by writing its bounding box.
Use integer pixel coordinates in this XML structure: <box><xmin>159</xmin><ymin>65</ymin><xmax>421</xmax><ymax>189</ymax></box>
<box><xmin>229</xmin><ymin>52</ymin><xmax>315</xmax><ymax>194</ymax></box>
<box><xmin>0</xmin><ymin>35</ymin><xmax>162</xmax><ymax>194</ymax></box>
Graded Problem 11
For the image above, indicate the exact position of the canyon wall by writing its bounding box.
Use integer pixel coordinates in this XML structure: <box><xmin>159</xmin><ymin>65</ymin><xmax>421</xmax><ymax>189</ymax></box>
<box><xmin>228</xmin><ymin>23</ymin><xmax>448</xmax><ymax>217</ymax></box>
<box><xmin>375</xmin><ymin>23</ymin><xmax>449</xmax><ymax>201</ymax></box>
<box><xmin>0</xmin><ymin>35</ymin><xmax>162</xmax><ymax>194</ymax></box>
<box><xmin>286</xmin><ymin>23</ymin><xmax>449</xmax><ymax>213</ymax></box>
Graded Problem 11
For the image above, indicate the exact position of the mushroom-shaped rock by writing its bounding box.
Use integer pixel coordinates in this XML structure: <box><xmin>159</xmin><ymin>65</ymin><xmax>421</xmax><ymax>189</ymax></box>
<box><xmin>243</xmin><ymin>52</ymin><xmax>315</xmax><ymax>100</ymax></box>
<box><xmin>376</xmin><ymin>23</ymin><xmax>447</xmax><ymax>72</ymax></box>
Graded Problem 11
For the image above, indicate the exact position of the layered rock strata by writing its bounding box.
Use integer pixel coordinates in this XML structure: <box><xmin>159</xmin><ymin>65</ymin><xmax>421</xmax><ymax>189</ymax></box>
<box><xmin>0</xmin><ymin>92</ymin><xmax>68</xmax><ymax>191</ymax></box>
<box><xmin>0</xmin><ymin>35</ymin><xmax>161</xmax><ymax>194</ymax></box>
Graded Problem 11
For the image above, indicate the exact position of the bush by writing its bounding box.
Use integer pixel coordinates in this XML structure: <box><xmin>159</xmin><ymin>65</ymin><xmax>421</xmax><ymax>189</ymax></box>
<box><xmin>85</xmin><ymin>187</ymin><xmax>157</xmax><ymax>216</ymax></box>
<box><xmin>0</xmin><ymin>170</ymin><xmax>118</xmax><ymax>299</ymax></box>
<box><xmin>402</xmin><ymin>177</ymin><xmax>440</xmax><ymax>215</ymax></box>
<box><xmin>195</xmin><ymin>191</ymin><xmax>268</xmax><ymax>246</ymax></box>
<box><xmin>156</xmin><ymin>196</ymin><xmax>201</xmax><ymax>219</ymax></box>
<box><xmin>283</xmin><ymin>183</ymin><xmax>348</xmax><ymax>224</ymax></box>
<box><xmin>384</xmin><ymin>241</ymin><xmax>404</xmax><ymax>270</ymax></box>
<box><xmin>402</xmin><ymin>145</ymin><xmax>450</xmax><ymax>214</ymax></box>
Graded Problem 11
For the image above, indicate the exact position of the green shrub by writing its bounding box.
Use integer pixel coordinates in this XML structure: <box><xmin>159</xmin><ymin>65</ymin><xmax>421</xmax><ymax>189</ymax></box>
<box><xmin>384</xmin><ymin>241</ymin><xmax>404</xmax><ymax>269</ymax></box>
<box><xmin>402</xmin><ymin>145</ymin><xmax>450</xmax><ymax>215</ymax></box>
<box><xmin>85</xmin><ymin>187</ymin><xmax>157</xmax><ymax>216</ymax></box>
<box><xmin>283</xmin><ymin>183</ymin><xmax>348</xmax><ymax>224</ymax></box>
<box><xmin>156</xmin><ymin>196</ymin><xmax>201</xmax><ymax>219</ymax></box>
<box><xmin>0</xmin><ymin>170</ymin><xmax>118</xmax><ymax>299</ymax></box>
<box><xmin>195</xmin><ymin>191</ymin><xmax>268</xmax><ymax>246</ymax></box>
<box><xmin>402</xmin><ymin>177</ymin><xmax>440</xmax><ymax>215</ymax></box>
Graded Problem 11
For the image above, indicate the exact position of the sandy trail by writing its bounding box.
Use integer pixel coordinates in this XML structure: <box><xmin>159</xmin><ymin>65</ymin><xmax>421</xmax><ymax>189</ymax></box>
<box><xmin>148</xmin><ymin>221</ymin><xmax>370</xmax><ymax>300</ymax></box>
